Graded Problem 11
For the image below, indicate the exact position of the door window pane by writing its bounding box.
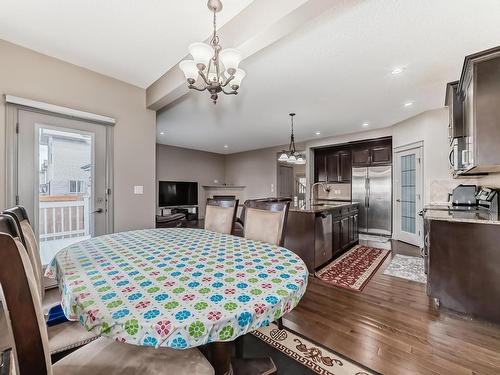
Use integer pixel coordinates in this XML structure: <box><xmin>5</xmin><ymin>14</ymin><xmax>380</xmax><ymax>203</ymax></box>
<box><xmin>38</xmin><ymin>127</ymin><xmax>92</xmax><ymax>264</ymax></box>
<box><xmin>400</xmin><ymin>154</ymin><xmax>416</xmax><ymax>234</ymax></box>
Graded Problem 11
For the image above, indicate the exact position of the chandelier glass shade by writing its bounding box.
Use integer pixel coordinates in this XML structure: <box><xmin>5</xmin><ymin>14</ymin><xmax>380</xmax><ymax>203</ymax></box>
<box><xmin>179</xmin><ymin>0</ymin><xmax>246</xmax><ymax>104</ymax></box>
<box><xmin>278</xmin><ymin>113</ymin><xmax>306</xmax><ymax>165</ymax></box>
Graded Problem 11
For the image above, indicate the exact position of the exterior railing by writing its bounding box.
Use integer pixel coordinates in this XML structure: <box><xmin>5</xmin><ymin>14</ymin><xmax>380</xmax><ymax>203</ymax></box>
<box><xmin>38</xmin><ymin>196</ymin><xmax>90</xmax><ymax>242</ymax></box>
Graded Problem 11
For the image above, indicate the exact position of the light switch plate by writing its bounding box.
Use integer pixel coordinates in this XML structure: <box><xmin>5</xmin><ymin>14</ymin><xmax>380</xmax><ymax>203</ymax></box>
<box><xmin>134</xmin><ymin>185</ymin><xmax>144</xmax><ymax>195</ymax></box>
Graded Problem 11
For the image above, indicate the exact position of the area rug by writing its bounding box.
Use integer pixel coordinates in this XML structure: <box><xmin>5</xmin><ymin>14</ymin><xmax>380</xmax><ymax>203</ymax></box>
<box><xmin>383</xmin><ymin>254</ymin><xmax>427</xmax><ymax>283</ymax></box>
<box><xmin>251</xmin><ymin>322</ymin><xmax>376</xmax><ymax>375</ymax></box>
<box><xmin>315</xmin><ymin>245</ymin><xmax>390</xmax><ymax>292</ymax></box>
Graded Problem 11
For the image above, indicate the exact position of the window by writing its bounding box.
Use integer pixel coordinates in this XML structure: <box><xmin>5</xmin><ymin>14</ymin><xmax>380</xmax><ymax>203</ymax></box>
<box><xmin>69</xmin><ymin>180</ymin><xmax>85</xmax><ymax>194</ymax></box>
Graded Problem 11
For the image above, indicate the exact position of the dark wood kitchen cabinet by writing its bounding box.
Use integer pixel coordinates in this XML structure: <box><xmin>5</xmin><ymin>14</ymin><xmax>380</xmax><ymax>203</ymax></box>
<box><xmin>445</xmin><ymin>81</ymin><xmax>464</xmax><ymax>143</ymax></box>
<box><xmin>341</xmin><ymin>216</ymin><xmax>350</xmax><ymax>248</ymax></box>
<box><xmin>332</xmin><ymin>217</ymin><xmax>342</xmax><ymax>255</ymax></box>
<box><xmin>425</xmin><ymin>217</ymin><xmax>500</xmax><ymax>325</ymax></box>
<box><xmin>314</xmin><ymin>148</ymin><xmax>352</xmax><ymax>183</ymax></box>
<box><xmin>313</xmin><ymin>137</ymin><xmax>391</xmax><ymax>183</ymax></box>
<box><xmin>371</xmin><ymin>143</ymin><xmax>392</xmax><ymax>165</ymax></box>
<box><xmin>339</xmin><ymin>151</ymin><xmax>352</xmax><ymax>182</ymax></box>
<box><xmin>314</xmin><ymin>149</ymin><xmax>327</xmax><ymax>182</ymax></box>
<box><xmin>352</xmin><ymin>139</ymin><xmax>392</xmax><ymax>167</ymax></box>
<box><xmin>352</xmin><ymin>146</ymin><xmax>371</xmax><ymax>167</ymax></box>
<box><xmin>326</xmin><ymin>152</ymin><xmax>340</xmax><ymax>182</ymax></box>
<box><xmin>457</xmin><ymin>46</ymin><xmax>500</xmax><ymax>174</ymax></box>
<box><xmin>331</xmin><ymin>206</ymin><xmax>359</xmax><ymax>257</ymax></box>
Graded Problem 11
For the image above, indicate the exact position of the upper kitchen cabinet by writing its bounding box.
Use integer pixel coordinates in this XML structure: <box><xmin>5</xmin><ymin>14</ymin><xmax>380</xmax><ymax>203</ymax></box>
<box><xmin>326</xmin><ymin>151</ymin><xmax>340</xmax><ymax>182</ymax></box>
<box><xmin>371</xmin><ymin>142</ymin><xmax>392</xmax><ymax>165</ymax></box>
<box><xmin>339</xmin><ymin>151</ymin><xmax>352</xmax><ymax>182</ymax></box>
<box><xmin>314</xmin><ymin>148</ymin><xmax>352</xmax><ymax>183</ymax></box>
<box><xmin>445</xmin><ymin>81</ymin><xmax>464</xmax><ymax>143</ymax></box>
<box><xmin>314</xmin><ymin>149</ymin><xmax>328</xmax><ymax>182</ymax></box>
<box><xmin>458</xmin><ymin>46</ymin><xmax>500</xmax><ymax>174</ymax></box>
<box><xmin>352</xmin><ymin>139</ymin><xmax>392</xmax><ymax>167</ymax></box>
<box><xmin>352</xmin><ymin>145</ymin><xmax>371</xmax><ymax>167</ymax></box>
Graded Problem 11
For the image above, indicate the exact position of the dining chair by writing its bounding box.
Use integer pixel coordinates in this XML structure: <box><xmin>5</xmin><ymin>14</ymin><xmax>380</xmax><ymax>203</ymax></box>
<box><xmin>2</xmin><ymin>206</ymin><xmax>98</xmax><ymax>355</ymax></box>
<box><xmin>242</xmin><ymin>199</ymin><xmax>291</xmax><ymax>246</ymax></box>
<box><xmin>204</xmin><ymin>198</ymin><xmax>239</xmax><ymax>235</ymax></box>
<box><xmin>0</xmin><ymin>214</ymin><xmax>214</xmax><ymax>375</ymax></box>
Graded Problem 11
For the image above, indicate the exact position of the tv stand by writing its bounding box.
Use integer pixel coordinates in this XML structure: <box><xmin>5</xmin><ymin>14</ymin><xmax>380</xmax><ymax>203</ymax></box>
<box><xmin>160</xmin><ymin>206</ymin><xmax>199</xmax><ymax>221</ymax></box>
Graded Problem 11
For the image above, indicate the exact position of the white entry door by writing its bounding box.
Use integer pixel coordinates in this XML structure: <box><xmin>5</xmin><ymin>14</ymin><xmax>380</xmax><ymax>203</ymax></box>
<box><xmin>394</xmin><ymin>145</ymin><xmax>423</xmax><ymax>246</ymax></box>
<box><xmin>16</xmin><ymin>110</ymin><xmax>112</xmax><ymax>265</ymax></box>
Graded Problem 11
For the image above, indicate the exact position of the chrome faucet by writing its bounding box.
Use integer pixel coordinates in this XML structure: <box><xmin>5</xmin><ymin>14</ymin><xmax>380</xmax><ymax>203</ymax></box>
<box><xmin>310</xmin><ymin>182</ymin><xmax>331</xmax><ymax>202</ymax></box>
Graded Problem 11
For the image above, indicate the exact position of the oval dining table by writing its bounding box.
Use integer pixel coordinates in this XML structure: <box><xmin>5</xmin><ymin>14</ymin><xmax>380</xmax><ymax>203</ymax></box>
<box><xmin>45</xmin><ymin>227</ymin><xmax>309</xmax><ymax>374</ymax></box>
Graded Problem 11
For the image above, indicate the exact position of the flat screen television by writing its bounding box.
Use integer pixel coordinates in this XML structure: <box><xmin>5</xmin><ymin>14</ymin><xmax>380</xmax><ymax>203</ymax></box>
<box><xmin>158</xmin><ymin>181</ymin><xmax>198</xmax><ymax>207</ymax></box>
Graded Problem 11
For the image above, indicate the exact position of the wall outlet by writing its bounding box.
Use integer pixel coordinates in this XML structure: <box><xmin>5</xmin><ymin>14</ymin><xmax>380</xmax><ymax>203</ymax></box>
<box><xmin>271</xmin><ymin>183</ymin><xmax>274</xmax><ymax>193</ymax></box>
<box><xmin>134</xmin><ymin>185</ymin><xmax>144</xmax><ymax>195</ymax></box>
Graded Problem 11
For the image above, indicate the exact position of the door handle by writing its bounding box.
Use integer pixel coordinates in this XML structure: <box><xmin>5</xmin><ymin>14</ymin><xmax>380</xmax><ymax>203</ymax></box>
<box><xmin>396</xmin><ymin>199</ymin><xmax>401</xmax><ymax>202</ymax></box>
<box><xmin>91</xmin><ymin>208</ymin><xmax>104</xmax><ymax>214</ymax></box>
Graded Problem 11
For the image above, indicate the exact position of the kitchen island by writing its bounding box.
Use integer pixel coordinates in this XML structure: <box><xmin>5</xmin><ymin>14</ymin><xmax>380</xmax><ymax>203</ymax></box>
<box><xmin>424</xmin><ymin>206</ymin><xmax>500</xmax><ymax>324</ymax></box>
<box><xmin>284</xmin><ymin>200</ymin><xmax>359</xmax><ymax>272</ymax></box>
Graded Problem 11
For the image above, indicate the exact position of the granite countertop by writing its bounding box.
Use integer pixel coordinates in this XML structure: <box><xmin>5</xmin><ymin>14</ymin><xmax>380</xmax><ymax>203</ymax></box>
<box><xmin>290</xmin><ymin>200</ymin><xmax>358</xmax><ymax>213</ymax></box>
<box><xmin>424</xmin><ymin>205</ymin><xmax>500</xmax><ymax>225</ymax></box>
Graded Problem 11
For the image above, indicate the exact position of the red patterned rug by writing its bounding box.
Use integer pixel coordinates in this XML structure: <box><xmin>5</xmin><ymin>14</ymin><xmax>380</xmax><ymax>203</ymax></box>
<box><xmin>315</xmin><ymin>245</ymin><xmax>390</xmax><ymax>292</ymax></box>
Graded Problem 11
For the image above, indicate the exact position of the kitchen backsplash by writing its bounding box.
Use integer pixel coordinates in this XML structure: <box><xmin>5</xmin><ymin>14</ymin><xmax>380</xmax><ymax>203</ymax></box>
<box><xmin>315</xmin><ymin>183</ymin><xmax>352</xmax><ymax>201</ymax></box>
<box><xmin>430</xmin><ymin>174</ymin><xmax>500</xmax><ymax>204</ymax></box>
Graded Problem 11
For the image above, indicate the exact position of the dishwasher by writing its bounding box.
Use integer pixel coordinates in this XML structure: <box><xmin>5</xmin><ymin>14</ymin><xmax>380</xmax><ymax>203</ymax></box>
<box><xmin>315</xmin><ymin>210</ymin><xmax>333</xmax><ymax>268</ymax></box>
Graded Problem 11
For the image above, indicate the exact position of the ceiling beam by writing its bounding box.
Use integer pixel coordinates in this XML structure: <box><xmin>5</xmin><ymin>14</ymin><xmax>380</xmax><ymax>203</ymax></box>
<box><xmin>146</xmin><ymin>0</ymin><xmax>338</xmax><ymax>111</ymax></box>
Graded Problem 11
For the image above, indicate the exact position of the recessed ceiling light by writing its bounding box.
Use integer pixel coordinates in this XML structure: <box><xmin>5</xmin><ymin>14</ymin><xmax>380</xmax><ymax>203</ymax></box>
<box><xmin>362</xmin><ymin>122</ymin><xmax>369</xmax><ymax>127</ymax></box>
<box><xmin>315</xmin><ymin>131</ymin><xmax>321</xmax><ymax>136</ymax></box>
<box><xmin>159</xmin><ymin>131</ymin><xmax>165</xmax><ymax>135</ymax></box>
<box><xmin>391</xmin><ymin>67</ymin><xmax>405</xmax><ymax>75</ymax></box>
<box><xmin>404</xmin><ymin>101</ymin><xmax>414</xmax><ymax>107</ymax></box>
<box><xmin>223</xmin><ymin>145</ymin><xmax>228</xmax><ymax>149</ymax></box>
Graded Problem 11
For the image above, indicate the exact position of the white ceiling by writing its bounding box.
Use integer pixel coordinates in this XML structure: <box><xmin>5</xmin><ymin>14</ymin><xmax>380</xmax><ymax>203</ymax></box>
<box><xmin>157</xmin><ymin>0</ymin><xmax>500</xmax><ymax>154</ymax></box>
<box><xmin>0</xmin><ymin>0</ymin><xmax>253</xmax><ymax>88</ymax></box>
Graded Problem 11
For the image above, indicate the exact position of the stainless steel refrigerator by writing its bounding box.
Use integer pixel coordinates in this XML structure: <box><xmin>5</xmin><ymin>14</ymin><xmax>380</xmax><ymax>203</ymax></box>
<box><xmin>352</xmin><ymin>166</ymin><xmax>392</xmax><ymax>236</ymax></box>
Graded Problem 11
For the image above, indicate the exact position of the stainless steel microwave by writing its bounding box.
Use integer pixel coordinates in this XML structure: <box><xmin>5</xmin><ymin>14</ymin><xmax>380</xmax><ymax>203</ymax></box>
<box><xmin>449</xmin><ymin>137</ymin><xmax>466</xmax><ymax>173</ymax></box>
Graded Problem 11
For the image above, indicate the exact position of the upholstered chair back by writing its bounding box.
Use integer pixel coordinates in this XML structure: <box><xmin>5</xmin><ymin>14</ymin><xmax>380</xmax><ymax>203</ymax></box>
<box><xmin>204</xmin><ymin>199</ymin><xmax>239</xmax><ymax>235</ymax></box>
<box><xmin>243</xmin><ymin>200</ymin><xmax>290</xmax><ymax>246</ymax></box>
<box><xmin>3</xmin><ymin>206</ymin><xmax>45</xmax><ymax>299</ymax></box>
<box><xmin>0</xmin><ymin>214</ymin><xmax>52</xmax><ymax>375</ymax></box>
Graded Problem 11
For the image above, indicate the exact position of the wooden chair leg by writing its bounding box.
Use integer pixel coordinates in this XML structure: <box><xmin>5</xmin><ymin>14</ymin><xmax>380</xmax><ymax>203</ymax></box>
<box><xmin>276</xmin><ymin>317</ymin><xmax>284</xmax><ymax>330</ymax></box>
<box><xmin>235</xmin><ymin>335</ymin><xmax>244</xmax><ymax>359</ymax></box>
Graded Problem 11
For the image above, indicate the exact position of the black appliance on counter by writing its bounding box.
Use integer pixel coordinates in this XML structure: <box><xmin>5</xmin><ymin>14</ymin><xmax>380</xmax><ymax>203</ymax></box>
<box><xmin>476</xmin><ymin>187</ymin><xmax>499</xmax><ymax>213</ymax></box>
<box><xmin>449</xmin><ymin>184</ymin><xmax>477</xmax><ymax>206</ymax></box>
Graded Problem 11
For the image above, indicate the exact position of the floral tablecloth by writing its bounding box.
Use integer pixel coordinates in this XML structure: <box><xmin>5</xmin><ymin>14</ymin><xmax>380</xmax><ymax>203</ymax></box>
<box><xmin>45</xmin><ymin>228</ymin><xmax>308</xmax><ymax>349</ymax></box>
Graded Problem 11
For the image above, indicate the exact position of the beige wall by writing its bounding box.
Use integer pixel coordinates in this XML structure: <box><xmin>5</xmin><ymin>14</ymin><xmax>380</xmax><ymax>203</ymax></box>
<box><xmin>224</xmin><ymin>143</ymin><xmax>306</xmax><ymax>200</ymax></box>
<box><xmin>0</xmin><ymin>39</ymin><xmax>156</xmax><ymax>231</ymax></box>
<box><xmin>156</xmin><ymin>144</ymin><xmax>225</xmax><ymax>217</ymax></box>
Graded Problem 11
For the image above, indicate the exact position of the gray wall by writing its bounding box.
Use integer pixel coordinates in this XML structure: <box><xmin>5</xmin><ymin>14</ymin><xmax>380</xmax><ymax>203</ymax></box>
<box><xmin>0</xmin><ymin>39</ymin><xmax>156</xmax><ymax>231</ymax></box>
<box><xmin>156</xmin><ymin>144</ymin><xmax>226</xmax><ymax>217</ymax></box>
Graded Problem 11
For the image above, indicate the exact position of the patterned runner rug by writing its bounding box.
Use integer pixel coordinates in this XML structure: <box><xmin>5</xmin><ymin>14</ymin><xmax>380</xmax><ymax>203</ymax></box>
<box><xmin>252</xmin><ymin>323</ymin><xmax>376</xmax><ymax>375</ymax></box>
<box><xmin>383</xmin><ymin>254</ymin><xmax>427</xmax><ymax>283</ymax></box>
<box><xmin>315</xmin><ymin>245</ymin><xmax>390</xmax><ymax>292</ymax></box>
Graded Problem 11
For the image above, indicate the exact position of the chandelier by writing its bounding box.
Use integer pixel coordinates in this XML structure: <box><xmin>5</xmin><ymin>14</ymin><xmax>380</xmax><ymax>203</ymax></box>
<box><xmin>278</xmin><ymin>113</ymin><xmax>305</xmax><ymax>165</ymax></box>
<box><xmin>179</xmin><ymin>0</ymin><xmax>246</xmax><ymax>104</ymax></box>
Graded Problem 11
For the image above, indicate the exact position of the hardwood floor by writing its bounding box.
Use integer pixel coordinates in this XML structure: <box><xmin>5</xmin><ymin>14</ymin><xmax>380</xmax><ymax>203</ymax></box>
<box><xmin>284</xmin><ymin>240</ymin><xmax>500</xmax><ymax>375</ymax></box>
